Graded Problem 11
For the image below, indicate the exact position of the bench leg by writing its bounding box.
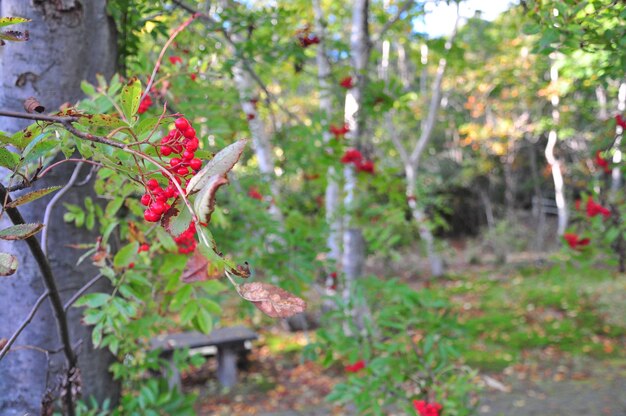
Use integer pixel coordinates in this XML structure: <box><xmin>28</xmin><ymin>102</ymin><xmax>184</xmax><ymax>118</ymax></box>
<box><xmin>217</xmin><ymin>347</ymin><xmax>238</xmax><ymax>387</ymax></box>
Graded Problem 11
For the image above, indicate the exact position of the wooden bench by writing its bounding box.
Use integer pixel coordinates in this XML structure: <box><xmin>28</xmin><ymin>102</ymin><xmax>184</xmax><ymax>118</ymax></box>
<box><xmin>150</xmin><ymin>326</ymin><xmax>258</xmax><ymax>388</ymax></box>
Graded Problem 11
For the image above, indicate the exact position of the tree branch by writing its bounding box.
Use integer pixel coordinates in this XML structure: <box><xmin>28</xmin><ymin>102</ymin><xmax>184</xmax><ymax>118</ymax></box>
<box><xmin>0</xmin><ymin>290</ymin><xmax>50</xmax><ymax>361</ymax></box>
<box><xmin>64</xmin><ymin>273</ymin><xmax>104</xmax><ymax>311</ymax></box>
<box><xmin>371</xmin><ymin>0</ymin><xmax>414</xmax><ymax>46</ymax></box>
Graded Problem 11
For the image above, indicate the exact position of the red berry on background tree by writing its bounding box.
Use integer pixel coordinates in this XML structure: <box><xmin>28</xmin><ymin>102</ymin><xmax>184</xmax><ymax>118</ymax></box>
<box><xmin>563</xmin><ymin>233</ymin><xmax>590</xmax><ymax>249</ymax></box>
<box><xmin>169</xmin><ymin>55</ymin><xmax>183</xmax><ymax>65</ymax></box>
<box><xmin>413</xmin><ymin>400</ymin><xmax>443</xmax><ymax>416</ymax></box>
<box><xmin>340</xmin><ymin>148</ymin><xmax>363</xmax><ymax>164</ymax></box>
<box><xmin>595</xmin><ymin>150</ymin><xmax>610</xmax><ymax>173</ymax></box>
<box><xmin>248</xmin><ymin>186</ymin><xmax>263</xmax><ymax>201</ymax></box>
<box><xmin>339</xmin><ymin>76</ymin><xmax>355</xmax><ymax>89</ymax></box>
<box><xmin>329</xmin><ymin>123</ymin><xmax>350</xmax><ymax>139</ymax></box>
<box><xmin>586</xmin><ymin>197</ymin><xmax>610</xmax><ymax>218</ymax></box>
<box><xmin>616</xmin><ymin>114</ymin><xmax>626</xmax><ymax>130</ymax></box>
<box><xmin>344</xmin><ymin>360</ymin><xmax>366</xmax><ymax>373</ymax></box>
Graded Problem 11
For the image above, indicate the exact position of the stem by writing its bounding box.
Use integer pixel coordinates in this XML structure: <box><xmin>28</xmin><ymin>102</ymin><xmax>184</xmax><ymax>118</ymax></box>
<box><xmin>64</xmin><ymin>273</ymin><xmax>104</xmax><ymax>311</ymax></box>
<box><xmin>0</xmin><ymin>184</ymin><xmax>77</xmax><ymax>415</ymax></box>
<box><xmin>0</xmin><ymin>290</ymin><xmax>49</xmax><ymax>361</ymax></box>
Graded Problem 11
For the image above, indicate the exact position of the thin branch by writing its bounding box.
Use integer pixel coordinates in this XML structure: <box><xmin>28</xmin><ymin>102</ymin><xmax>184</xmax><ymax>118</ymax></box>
<box><xmin>36</xmin><ymin>158</ymin><xmax>103</xmax><ymax>181</ymax></box>
<box><xmin>170</xmin><ymin>0</ymin><xmax>304</xmax><ymax>125</ymax></box>
<box><xmin>140</xmin><ymin>14</ymin><xmax>198</xmax><ymax>103</ymax></box>
<box><xmin>42</xmin><ymin>162</ymin><xmax>84</xmax><ymax>257</ymax></box>
<box><xmin>409</xmin><ymin>4</ymin><xmax>460</xmax><ymax>166</ymax></box>
<box><xmin>372</xmin><ymin>0</ymin><xmax>415</xmax><ymax>45</ymax></box>
<box><xmin>0</xmin><ymin>291</ymin><xmax>50</xmax><ymax>361</ymax></box>
<box><xmin>64</xmin><ymin>273</ymin><xmax>104</xmax><ymax>311</ymax></box>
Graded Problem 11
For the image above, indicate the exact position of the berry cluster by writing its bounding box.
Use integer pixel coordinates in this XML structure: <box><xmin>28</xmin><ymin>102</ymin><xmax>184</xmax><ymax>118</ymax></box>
<box><xmin>344</xmin><ymin>360</ymin><xmax>366</xmax><ymax>373</ymax></box>
<box><xmin>248</xmin><ymin>186</ymin><xmax>263</xmax><ymax>201</ymax></box>
<box><xmin>141</xmin><ymin>117</ymin><xmax>203</xmax><ymax>253</ymax></box>
<box><xmin>340</xmin><ymin>148</ymin><xmax>375</xmax><ymax>174</ymax></box>
<box><xmin>340</xmin><ymin>76</ymin><xmax>355</xmax><ymax>89</ymax></box>
<box><xmin>295</xmin><ymin>27</ymin><xmax>320</xmax><ymax>48</ymax></box>
<box><xmin>329</xmin><ymin>123</ymin><xmax>350</xmax><ymax>139</ymax></box>
<box><xmin>563</xmin><ymin>233</ymin><xmax>590</xmax><ymax>249</ymax></box>
<box><xmin>595</xmin><ymin>150</ymin><xmax>610</xmax><ymax>173</ymax></box>
<box><xmin>413</xmin><ymin>400</ymin><xmax>443</xmax><ymax>416</ymax></box>
<box><xmin>138</xmin><ymin>94</ymin><xmax>153</xmax><ymax>114</ymax></box>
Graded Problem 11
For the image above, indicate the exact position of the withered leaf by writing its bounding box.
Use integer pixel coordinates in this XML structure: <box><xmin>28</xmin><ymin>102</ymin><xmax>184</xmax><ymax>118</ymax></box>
<box><xmin>229</xmin><ymin>261</ymin><xmax>250</xmax><ymax>278</ymax></box>
<box><xmin>181</xmin><ymin>249</ymin><xmax>223</xmax><ymax>283</ymax></box>
<box><xmin>194</xmin><ymin>175</ymin><xmax>228</xmax><ymax>224</ymax></box>
<box><xmin>186</xmin><ymin>139</ymin><xmax>248</xmax><ymax>194</ymax></box>
<box><xmin>23</xmin><ymin>97</ymin><xmax>44</xmax><ymax>113</ymax></box>
<box><xmin>238</xmin><ymin>282</ymin><xmax>306</xmax><ymax>318</ymax></box>
<box><xmin>0</xmin><ymin>223</ymin><xmax>44</xmax><ymax>240</ymax></box>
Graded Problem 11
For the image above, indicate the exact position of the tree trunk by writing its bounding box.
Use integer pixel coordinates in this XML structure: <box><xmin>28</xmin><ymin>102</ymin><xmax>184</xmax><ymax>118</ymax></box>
<box><xmin>405</xmin><ymin>165</ymin><xmax>443</xmax><ymax>277</ymax></box>
<box><xmin>313</xmin><ymin>0</ymin><xmax>341</xmax><ymax>271</ymax></box>
<box><xmin>610</xmin><ymin>81</ymin><xmax>626</xmax><ymax>194</ymax></box>
<box><xmin>0</xmin><ymin>1</ymin><xmax>118</xmax><ymax>413</ymax></box>
<box><xmin>341</xmin><ymin>0</ymin><xmax>370</xmax><ymax>298</ymax></box>
<box><xmin>545</xmin><ymin>55</ymin><xmax>568</xmax><ymax>236</ymax></box>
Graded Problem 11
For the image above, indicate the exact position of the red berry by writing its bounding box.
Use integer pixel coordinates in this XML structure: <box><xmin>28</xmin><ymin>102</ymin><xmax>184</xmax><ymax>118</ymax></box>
<box><xmin>177</xmin><ymin>166</ymin><xmax>189</xmax><ymax>176</ymax></box>
<box><xmin>160</xmin><ymin>146</ymin><xmax>172</xmax><ymax>156</ymax></box>
<box><xmin>147</xmin><ymin>178</ymin><xmax>159</xmax><ymax>189</ymax></box>
<box><xmin>138</xmin><ymin>243</ymin><xmax>150</xmax><ymax>252</ymax></box>
<box><xmin>172</xmin><ymin>144</ymin><xmax>183</xmax><ymax>154</ymax></box>
<box><xmin>155</xmin><ymin>193</ymin><xmax>168</xmax><ymax>203</ymax></box>
<box><xmin>144</xmin><ymin>209</ymin><xmax>160</xmax><ymax>222</ymax></box>
<box><xmin>150</xmin><ymin>201</ymin><xmax>166</xmax><ymax>215</ymax></box>
<box><xmin>128</xmin><ymin>262</ymin><xmax>135</xmax><ymax>269</ymax></box>
<box><xmin>186</xmin><ymin>139</ymin><xmax>199</xmax><ymax>152</ymax></box>
<box><xmin>170</xmin><ymin>158</ymin><xmax>182</xmax><ymax>167</ymax></box>
<box><xmin>190</xmin><ymin>158</ymin><xmax>202</xmax><ymax>170</ymax></box>
<box><xmin>175</xmin><ymin>117</ymin><xmax>190</xmax><ymax>131</ymax></box>
<box><xmin>182</xmin><ymin>150</ymin><xmax>194</xmax><ymax>161</ymax></box>
<box><xmin>140</xmin><ymin>194</ymin><xmax>151</xmax><ymax>206</ymax></box>
<box><xmin>183</xmin><ymin>127</ymin><xmax>196</xmax><ymax>139</ymax></box>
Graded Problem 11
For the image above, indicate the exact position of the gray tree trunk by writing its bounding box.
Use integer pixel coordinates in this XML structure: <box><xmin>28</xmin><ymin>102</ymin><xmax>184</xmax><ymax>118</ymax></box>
<box><xmin>0</xmin><ymin>1</ymin><xmax>118</xmax><ymax>413</ymax></box>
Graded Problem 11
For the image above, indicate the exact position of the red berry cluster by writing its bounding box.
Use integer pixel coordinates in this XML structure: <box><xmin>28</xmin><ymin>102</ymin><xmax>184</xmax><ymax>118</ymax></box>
<box><xmin>329</xmin><ymin>123</ymin><xmax>350</xmax><ymax>139</ymax></box>
<box><xmin>413</xmin><ymin>400</ymin><xmax>443</xmax><ymax>416</ymax></box>
<box><xmin>563</xmin><ymin>233</ymin><xmax>590</xmax><ymax>249</ymax></box>
<box><xmin>298</xmin><ymin>33</ymin><xmax>320</xmax><ymax>47</ymax></box>
<box><xmin>169</xmin><ymin>55</ymin><xmax>183</xmax><ymax>65</ymax></box>
<box><xmin>344</xmin><ymin>360</ymin><xmax>366</xmax><ymax>373</ymax></box>
<box><xmin>141</xmin><ymin>117</ymin><xmax>203</xmax><ymax>253</ymax></box>
<box><xmin>616</xmin><ymin>114</ymin><xmax>626</xmax><ymax>130</ymax></box>
<box><xmin>248</xmin><ymin>186</ymin><xmax>263</xmax><ymax>201</ymax></box>
<box><xmin>340</xmin><ymin>76</ymin><xmax>355</xmax><ymax>89</ymax></box>
<box><xmin>174</xmin><ymin>222</ymin><xmax>197</xmax><ymax>254</ymax></box>
<box><xmin>138</xmin><ymin>95</ymin><xmax>153</xmax><ymax>114</ymax></box>
<box><xmin>595</xmin><ymin>150</ymin><xmax>610</xmax><ymax>173</ymax></box>
<box><xmin>340</xmin><ymin>148</ymin><xmax>375</xmax><ymax>174</ymax></box>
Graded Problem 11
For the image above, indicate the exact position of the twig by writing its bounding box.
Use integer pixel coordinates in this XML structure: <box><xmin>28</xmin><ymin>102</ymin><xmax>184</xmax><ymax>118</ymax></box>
<box><xmin>0</xmin><ymin>291</ymin><xmax>50</xmax><ymax>361</ymax></box>
<box><xmin>140</xmin><ymin>14</ymin><xmax>198</xmax><ymax>103</ymax></box>
<box><xmin>36</xmin><ymin>158</ymin><xmax>103</xmax><ymax>181</ymax></box>
<box><xmin>42</xmin><ymin>162</ymin><xmax>84</xmax><ymax>256</ymax></box>
<box><xmin>372</xmin><ymin>0</ymin><xmax>415</xmax><ymax>45</ymax></box>
<box><xmin>64</xmin><ymin>273</ymin><xmax>104</xmax><ymax>311</ymax></box>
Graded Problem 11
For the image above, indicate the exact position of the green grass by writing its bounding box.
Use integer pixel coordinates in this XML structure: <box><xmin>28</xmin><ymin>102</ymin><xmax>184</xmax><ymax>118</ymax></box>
<box><xmin>423</xmin><ymin>263</ymin><xmax>626</xmax><ymax>371</ymax></box>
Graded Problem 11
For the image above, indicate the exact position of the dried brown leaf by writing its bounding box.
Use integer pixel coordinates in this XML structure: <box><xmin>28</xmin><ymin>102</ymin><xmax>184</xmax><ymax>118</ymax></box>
<box><xmin>239</xmin><ymin>282</ymin><xmax>306</xmax><ymax>318</ymax></box>
<box><xmin>181</xmin><ymin>249</ymin><xmax>223</xmax><ymax>283</ymax></box>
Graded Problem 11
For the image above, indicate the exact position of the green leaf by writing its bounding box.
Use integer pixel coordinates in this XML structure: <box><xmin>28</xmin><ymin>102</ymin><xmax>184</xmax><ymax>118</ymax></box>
<box><xmin>194</xmin><ymin>307</ymin><xmax>213</xmax><ymax>334</ymax></box>
<box><xmin>119</xmin><ymin>77</ymin><xmax>142</xmax><ymax>121</ymax></box>
<box><xmin>105</xmin><ymin>197</ymin><xmax>125</xmax><ymax>217</ymax></box>
<box><xmin>164</xmin><ymin>200</ymin><xmax>193</xmax><ymax>237</ymax></box>
<box><xmin>0</xmin><ymin>147</ymin><xmax>19</xmax><ymax>170</ymax></box>
<box><xmin>113</xmin><ymin>242</ymin><xmax>138</xmax><ymax>268</ymax></box>
<box><xmin>74</xmin><ymin>293</ymin><xmax>111</xmax><ymax>308</ymax></box>
<box><xmin>0</xmin><ymin>17</ymin><xmax>30</xmax><ymax>28</ymax></box>
<box><xmin>0</xmin><ymin>223</ymin><xmax>44</xmax><ymax>240</ymax></box>
<box><xmin>0</xmin><ymin>252</ymin><xmax>18</xmax><ymax>276</ymax></box>
<box><xmin>180</xmin><ymin>302</ymin><xmax>199</xmax><ymax>323</ymax></box>
<box><xmin>6</xmin><ymin>186</ymin><xmax>62</xmax><ymax>208</ymax></box>
<box><xmin>186</xmin><ymin>139</ymin><xmax>248</xmax><ymax>194</ymax></box>
<box><xmin>76</xmin><ymin>114</ymin><xmax>128</xmax><ymax>129</ymax></box>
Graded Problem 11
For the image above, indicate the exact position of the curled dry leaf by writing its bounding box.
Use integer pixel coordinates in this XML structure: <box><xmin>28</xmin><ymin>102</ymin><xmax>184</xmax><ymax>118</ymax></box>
<box><xmin>0</xmin><ymin>223</ymin><xmax>44</xmax><ymax>240</ymax></box>
<box><xmin>229</xmin><ymin>261</ymin><xmax>250</xmax><ymax>278</ymax></box>
<box><xmin>186</xmin><ymin>139</ymin><xmax>248</xmax><ymax>194</ymax></box>
<box><xmin>0</xmin><ymin>252</ymin><xmax>18</xmax><ymax>276</ymax></box>
<box><xmin>194</xmin><ymin>175</ymin><xmax>228</xmax><ymax>224</ymax></box>
<box><xmin>23</xmin><ymin>97</ymin><xmax>44</xmax><ymax>113</ymax></box>
<box><xmin>238</xmin><ymin>282</ymin><xmax>306</xmax><ymax>318</ymax></box>
<box><xmin>181</xmin><ymin>249</ymin><xmax>223</xmax><ymax>283</ymax></box>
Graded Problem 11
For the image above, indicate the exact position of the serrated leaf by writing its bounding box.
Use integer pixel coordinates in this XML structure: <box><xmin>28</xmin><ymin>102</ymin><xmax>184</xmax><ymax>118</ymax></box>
<box><xmin>194</xmin><ymin>175</ymin><xmax>229</xmax><ymax>224</ymax></box>
<box><xmin>6</xmin><ymin>186</ymin><xmax>62</xmax><ymax>208</ymax></box>
<box><xmin>161</xmin><ymin>200</ymin><xmax>192</xmax><ymax>237</ymax></box>
<box><xmin>238</xmin><ymin>282</ymin><xmax>307</xmax><ymax>318</ymax></box>
<box><xmin>119</xmin><ymin>77</ymin><xmax>142</xmax><ymax>121</ymax></box>
<box><xmin>0</xmin><ymin>17</ymin><xmax>30</xmax><ymax>28</ymax></box>
<box><xmin>0</xmin><ymin>253</ymin><xmax>18</xmax><ymax>276</ymax></box>
<box><xmin>0</xmin><ymin>29</ymin><xmax>29</xmax><ymax>42</ymax></box>
<box><xmin>76</xmin><ymin>114</ymin><xmax>127</xmax><ymax>129</ymax></box>
<box><xmin>74</xmin><ymin>293</ymin><xmax>110</xmax><ymax>308</ymax></box>
<box><xmin>186</xmin><ymin>139</ymin><xmax>248</xmax><ymax>194</ymax></box>
<box><xmin>113</xmin><ymin>241</ymin><xmax>138</xmax><ymax>268</ymax></box>
<box><xmin>0</xmin><ymin>147</ymin><xmax>19</xmax><ymax>170</ymax></box>
<box><xmin>0</xmin><ymin>223</ymin><xmax>44</xmax><ymax>240</ymax></box>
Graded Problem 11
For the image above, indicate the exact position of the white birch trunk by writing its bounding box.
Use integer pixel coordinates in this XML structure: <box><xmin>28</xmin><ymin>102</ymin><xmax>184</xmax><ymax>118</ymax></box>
<box><xmin>313</xmin><ymin>0</ymin><xmax>341</xmax><ymax>270</ymax></box>
<box><xmin>341</xmin><ymin>0</ymin><xmax>370</xmax><ymax>295</ymax></box>
<box><xmin>611</xmin><ymin>82</ymin><xmax>626</xmax><ymax>193</ymax></box>
<box><xmin>545</xmin><ymin>55</ymin><xmax>568</xmax><ymax>236</ymax></box>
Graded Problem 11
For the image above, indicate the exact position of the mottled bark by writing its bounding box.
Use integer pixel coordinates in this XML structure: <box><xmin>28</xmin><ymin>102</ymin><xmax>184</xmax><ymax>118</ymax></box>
<box><xmin>0</xmin><ymin>0</ymin><xmax>118</xmax><ymax>413</ymax></box>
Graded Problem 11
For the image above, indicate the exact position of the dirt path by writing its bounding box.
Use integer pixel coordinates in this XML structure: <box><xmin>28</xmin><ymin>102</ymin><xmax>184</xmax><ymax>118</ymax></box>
<box><xmin>479</xmin><ymin>359</ymin><xmax>626</xmax><ymax>416</ymax></box>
